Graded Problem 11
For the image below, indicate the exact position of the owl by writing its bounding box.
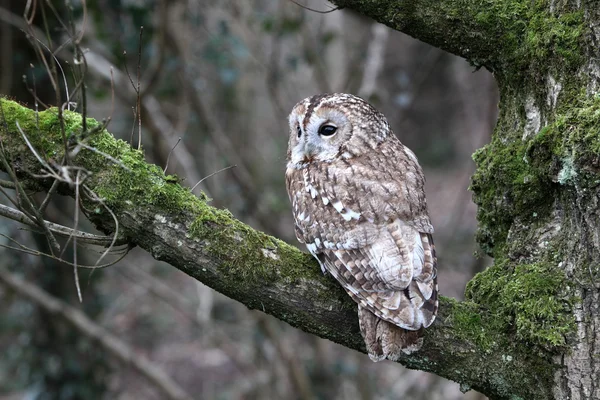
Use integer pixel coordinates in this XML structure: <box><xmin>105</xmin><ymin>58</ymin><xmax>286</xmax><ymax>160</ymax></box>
<box><xmin>285</xmin><ymin>93</ymin><xmax>438</xmax><ymax>361</ymax></box>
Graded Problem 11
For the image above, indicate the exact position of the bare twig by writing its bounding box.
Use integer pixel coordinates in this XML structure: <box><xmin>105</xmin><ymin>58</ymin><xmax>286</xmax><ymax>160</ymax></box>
<box><xmin>164</xmin><ymin>137</ymin><xmax>182</xmax><ymax>174</ymax></box>
<box><xmin>24</xmin><ymin>64</ymin><xmax>50</xmax><ymax>110</ymax></box>
<box><xmin>0</xmin><ymin>233</ymin><xmax>129</xmax><ymax>269</ymax></box>
<box><xmin>136</xmin><ymin>27</ymin><xmax>143</xmax><ymax>150</ymax></box>
<box><xmin>0</xmin><ymin>203</ymin><xmax>122</xmax><ymax>246</ymax></box>
<box><xmin>191</xmin><ymin>165</ymin><xmax>237</xmax><ymax>192</ymax></box>
<box><xmin>72</xmin><ymin>143</ymin><xmax>132</xmax><ymax>173</ymax></box>
<box><xmin>1</xmin><ymin>124</ymin><xmax>60</xmax><ymax>253</ymax></box>
<box><xmin>24</xmin><ymin>0</ymin><xmax>36</xmax><ymax>24</ymax></box>
<box><xmin>72</xmin><ymin>170</ymin><xmax>84</xmax><ymax>301</ymax></box>
<box><xmin>39</xmin><ymin>178</ymin><xmax>60</xmax><ymax>214</ymax></box>
<box><xmin>82</xmin><ymin>184</ymin><xmax>122</xmax><ymax>268</ymax></box>
<box><xmin>29</xmin><ymin>35</ymin><xmax>71</xmax><ymax>110</ymax></box>
<box><xmin>16</xmin><ymin>121</ymin><xmax>56</xmax><ymax>176</ymax></box>
<box><xmin>27</xmin><ymin>3</ymin><xmax>70</xmax><ymax>164</ymax></box>
<box><xmin>287</xmin><ymin>0</ymin><xmax>340</xmax><ymax>14</ymax></box>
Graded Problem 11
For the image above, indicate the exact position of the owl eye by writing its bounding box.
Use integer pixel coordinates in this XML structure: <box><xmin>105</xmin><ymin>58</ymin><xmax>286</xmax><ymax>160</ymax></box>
<box><xmin>318</xmin><ymin>124</ymin><xmax>337</xmax><ymax>136</ymax></box>
<box><xmin>297</xmin><ymin>126</ymin><xmax>302</xmax><ymax>138</ymax></box>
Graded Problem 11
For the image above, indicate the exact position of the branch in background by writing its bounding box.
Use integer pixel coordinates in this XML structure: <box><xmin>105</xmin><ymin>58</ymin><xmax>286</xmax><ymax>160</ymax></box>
<box><xmin>0</xmin><ymin>268</ymin><xmax>193</xmax><ymax>400</ymax></box>
<box><xmin>329</xmin><ymin>0</ymin><xmax>540</xmax><ymax>74</ymax></box>
<box><xmin>357</xmin><ymin>22</ymin><xmax>389</xmax><ymax>99</ymax></box>
<box><xmin>257</xmin><ymin>315</ymin><xmax>315</xmax><ymax>400</ymax></box>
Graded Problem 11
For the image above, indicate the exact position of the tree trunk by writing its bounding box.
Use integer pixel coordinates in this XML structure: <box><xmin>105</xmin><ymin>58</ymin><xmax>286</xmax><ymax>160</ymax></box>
<box><xmin>1</xmin><ymin>1</ymin><xmax>599</xmax><ymax>399</ymax></box>
<box><xmin>330</xmin><ymin>0</ymin><xmax>600</xmax><ymax>398</ymax></box>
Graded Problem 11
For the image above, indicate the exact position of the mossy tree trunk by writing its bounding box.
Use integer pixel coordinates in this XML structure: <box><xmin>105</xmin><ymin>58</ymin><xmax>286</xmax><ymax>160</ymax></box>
<box><xmin>1</xmin><ymin>1</ymin><xmax>599</xmax><ymax>400</ymax></box>
<box><xmin>330</xmin><ymin>0</ymin><xmax>600</xmax><ymax>398</ymax></box>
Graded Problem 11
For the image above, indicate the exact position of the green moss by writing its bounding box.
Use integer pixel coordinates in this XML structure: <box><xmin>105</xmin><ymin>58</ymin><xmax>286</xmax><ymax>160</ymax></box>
<box><xmin>68</xmin><ymin>127</ymin><xmax>209</xmax><ymax>221</ymax></box>
<box><xmin>471</xmin><ymin>133</ymin><xmax>555</xmax><ymax>257</ymax></box>
<box><xmin>469</xmin><ymin>3</ymin><xmax>585</xmax><ymax>82</ymax></box>
<box><xmin>188</xmin><ymin>210</ymin><xmax>326</xmax><ymax>288</ymax></box>
<box><xmin>466</xmin><ymin>260</ymin><xmax>574</xmax><ymax>352</ymax></box>
<box><xmin>0</xmin><ymin>97</ymin><xmax>208</xmax><ymax>225</ymax></box>
<box><xmin>442</xmin><ymin>297</ymin><xmax>506</xmax><ymax>352</ymax></box>
<box><xmin>333</xmin><ymin>1</ymin><xmax>586</xmax><ymax>83</ymax></box>
<box><xmin>516</xmin><ymin>9</ymin><xmax>584</xmax><ymax>80</ymax></box>
<box><xmin>1</xmin><ymin>100</ymin><xmax>62</xmax><ymax>159</ymax></box>
<box><xmin>472</xmin><ymin>93</ymin><xmax>600</xmax><ymax>256</ymax></box>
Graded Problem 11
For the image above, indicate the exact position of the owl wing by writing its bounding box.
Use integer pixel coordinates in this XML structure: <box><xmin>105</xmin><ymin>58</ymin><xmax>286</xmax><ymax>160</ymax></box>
<box><xmin>286</xmin><ymin>138</ymin><xmax>437</xmax><ymax>329</ymax></box>
<box><xmin>316</xmin><ymin>226</ymin><xmax>437</xmax><ymax>330</ymax></box>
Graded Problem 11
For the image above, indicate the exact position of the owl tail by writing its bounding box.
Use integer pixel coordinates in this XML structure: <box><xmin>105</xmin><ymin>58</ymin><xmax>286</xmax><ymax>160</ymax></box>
<box><xmin>358</xmin><ymin>305</ymin><xmax>424</xmax><ymax>362</ymax></box>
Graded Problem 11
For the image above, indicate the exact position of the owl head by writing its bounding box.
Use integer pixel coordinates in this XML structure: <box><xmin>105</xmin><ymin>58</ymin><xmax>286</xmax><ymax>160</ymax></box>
<box><xmin>286</xmin><ymin>93</ymin><xmax>392</xmax><ymax>168</ymax></box>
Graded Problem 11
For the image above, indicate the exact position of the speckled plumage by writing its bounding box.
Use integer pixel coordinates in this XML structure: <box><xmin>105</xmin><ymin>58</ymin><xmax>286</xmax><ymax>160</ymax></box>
<box><xmin>285</xmin><ymin>93</ymin><xmax>438</xmax><ymax>361</ymax></box>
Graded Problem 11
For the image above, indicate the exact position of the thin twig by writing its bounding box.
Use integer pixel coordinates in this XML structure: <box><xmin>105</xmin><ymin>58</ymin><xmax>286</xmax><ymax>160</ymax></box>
<box><xmin>0</xmin><ymin>233</ymin><xmax>129</xmax><ymax>269</ymax></box>
<box><xmin>129</xmin><ymin>105</ymin><xmax>137</xmax><ymax>146</ymax></box>
<box><xmin>0</xmin><ymin>203</ymin><xmax>122</xmax><ymax>246</ymax></box>
<box><xmin>16</xmin><ymin>121</ymin><xmax>56</xmax><ymax>177</ymax></box>
<box><xmin>164</xmin><ymin>137</ymin><xmax>182</xmax><ymax>174</ymax></box>
<box><xmin>0</xmin><ymin>184</ymin><xmax>32</xmax><ymax>221</ymax></box>
<box><xmin>27</xmin><ymin>33</ymin><xmax>71</xmax><ymax>160</ymax></box>
<box><xmin>287</xmin><ymin>0</ymin><xmax>340</xmax><ymax>14</ymax></box>
<box><xmin>191</xmin><ymin>165</ymin><xmax>237</xmax><ymax>192</ymax></box>
<box><xmin>59</xmin><ymin>169</ymin><xmax>84</xmax><ymax>302</ymax></box>
<box><xmin>136</xmin><ymin>26</ymin><xmax>143</xmax><ymax>150</ymax></box>
<box><xmin>73</xmin><ymin>170</ymin><xmax>82</xmax><ymax>301</ymax></box>
<box><xmin>74</xmin><ymin>143</ymin><xmax>132</xmax><ymax>172</ymax></box>
<box><xmin>4</xmin><ymin>123</ymin><xmax>60</xmax><ymax>253</ymax></box>
<box><xmin>107</xmin><ymin>67</ymin><xmax>115</xmax><ymax>130</ymax></box>
<box><xmin>123</xmin><ymin>51</ymin><xmax>137</xmax><ymax>91</ymax></box>
<box><xmin>24</xmin><ymin>64</ymin><xmax>50</xmax><ymax>109</ymax></box>
<box><xmin>24</xmin><ymin>0</ymin><xmax>36</xmax><ymax>24</ymax></box>
<box><xmin>39</xmin><ymin>178</ymin><xmax>60</xmax><ymax>214</ymax></box>
<box><xmin>82</xmin><ymin>184</ymin><xmax>121</xmax><ymax>268</ymax></box>
<box><xmin>29</xmin><ymin>36</ymin><xmax>71</xmax><ymax>110</ymax></box>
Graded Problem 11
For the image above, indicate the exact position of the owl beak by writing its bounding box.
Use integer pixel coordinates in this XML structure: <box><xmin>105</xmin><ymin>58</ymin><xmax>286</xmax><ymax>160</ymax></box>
<box><xmin>303</xmin><ymin>142</ymin><xmax>317</xmax><ymax>163</ymax></box>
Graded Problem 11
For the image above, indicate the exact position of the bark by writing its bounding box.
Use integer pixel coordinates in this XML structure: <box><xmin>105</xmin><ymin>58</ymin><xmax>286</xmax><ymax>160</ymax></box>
<box><xmin>1</xmin><ymin>1</ymin><xmax>599</xmax><ymax>399</ymax></box>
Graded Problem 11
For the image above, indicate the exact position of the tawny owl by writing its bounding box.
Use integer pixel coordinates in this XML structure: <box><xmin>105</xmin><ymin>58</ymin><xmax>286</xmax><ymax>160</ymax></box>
<box><xmin>285</xmin><ymin>93</ymin><xmax>438</xmax><ymax>361</ymax></box>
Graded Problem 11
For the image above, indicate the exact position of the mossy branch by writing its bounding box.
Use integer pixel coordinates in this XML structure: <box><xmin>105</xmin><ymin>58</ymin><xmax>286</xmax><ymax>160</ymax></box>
<box><xmin>0</xmin><ymin>98</ymin><xmax>555</xmax><ymax>400</ymax></box>
<box><xmin>330</xmin><ymin>0</ymin><xmax>585</xmax><ymax>80</ymax></box>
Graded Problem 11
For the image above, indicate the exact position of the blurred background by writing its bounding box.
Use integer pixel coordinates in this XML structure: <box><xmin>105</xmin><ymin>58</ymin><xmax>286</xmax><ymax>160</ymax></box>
<box><xmin>0</xmin><ymin>1</ymin><xmax>498</xmax><ymax>399</ymax></box>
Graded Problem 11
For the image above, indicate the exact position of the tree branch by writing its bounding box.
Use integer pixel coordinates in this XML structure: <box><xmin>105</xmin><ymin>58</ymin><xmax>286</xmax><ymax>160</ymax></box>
<box><xmin>329</xmin><ymin>0</ymin><xmax>585</xmax><ymax>78</ymax></box>
<box><xmin>0</xmin><ymin>98</ymin><xmax>556</xmax><ymax>399</ymax></box>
